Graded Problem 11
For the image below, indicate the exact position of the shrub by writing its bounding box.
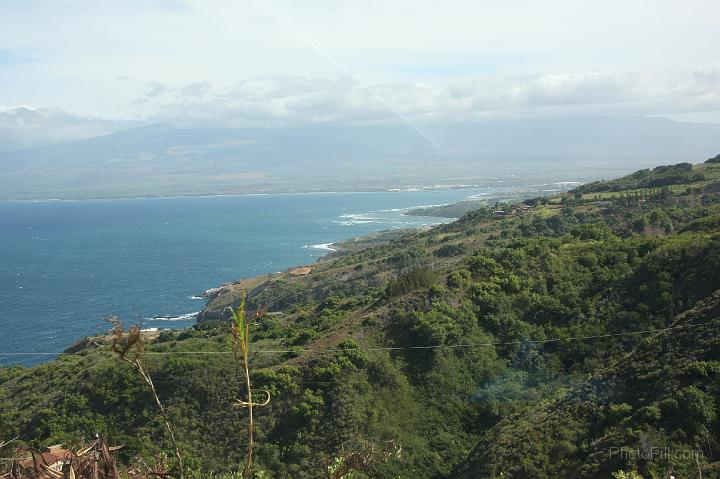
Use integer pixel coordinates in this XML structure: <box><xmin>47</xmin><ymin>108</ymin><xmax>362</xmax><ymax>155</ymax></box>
<box><xmin>387</xmin><ymin>247</ymin><xmax>426</xmax><ymax>268</ymax></box>
<box><xmin>435</xmin><ymin>243</ymin><xmax>467</xmax><ymax>257</ymax></box>
<box><xmin>385</xmin><ymin>267</ymin><xmax>437</xmax><ymax>298</ymax></box>
<box><xmin>447</xmin><ymin>268</ymin><xmax>471</xmax><ymax>289</ymax></box>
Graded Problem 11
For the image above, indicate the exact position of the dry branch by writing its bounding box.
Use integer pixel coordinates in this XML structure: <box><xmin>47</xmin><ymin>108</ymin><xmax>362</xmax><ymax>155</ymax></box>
<box><xmin>106</xmin><ymin>317</ymin><xmax>184</xmax><ymax>479</ymax></box>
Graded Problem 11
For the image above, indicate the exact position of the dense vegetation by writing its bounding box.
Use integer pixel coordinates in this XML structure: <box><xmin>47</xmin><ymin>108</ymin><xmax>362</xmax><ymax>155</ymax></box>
<box><xmin>405</xmin><ymin>200</ymin><xmax>489</xmax><ymax>218</ymax></box>
<box><xmin>2</xmin><ymin>159</ymin><xmax>720</xmax><ymax>478</ymax></box>
<box><xmin>574</xmin><ymin>163</ymin><xmax>704</xmax><ymax>193</ymax></box>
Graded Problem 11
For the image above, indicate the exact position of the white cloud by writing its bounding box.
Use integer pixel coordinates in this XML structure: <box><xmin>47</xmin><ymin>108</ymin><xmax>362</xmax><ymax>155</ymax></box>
<box><xmin>0</xmin><ymin>106</ymin><xmax>138</xmax><ymax>151</ymax></box>
<box><xmin>132</xmin><ymin>68</ymin><xmax>720</xmax><ymax>127</ymax></box>
<box><xmin>3</xmin><ymin>65</ymin><xmax>718</xmax><ymax>150</ymax></box>
<box><xmin>2</xmin><ymin>0</ymin><xmax>719</xmax><ymax>120</ymax></box>
<box><xmin>179</xmin><ymin>81</ymin><xmax>211</xmax><ymax>98</ymax></box>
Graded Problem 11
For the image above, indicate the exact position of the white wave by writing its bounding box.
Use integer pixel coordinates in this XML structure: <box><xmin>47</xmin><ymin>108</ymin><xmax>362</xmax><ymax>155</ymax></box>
<box><xmin>336</xmin><ymin>200</ymin><xmax>468</xmax><ymax>227</ymax></box>
<box><xmin>339</xmin><ymin>213</ymin><xmax>377</xmax><ymax>219</ymax></box>
<box><xmin>378</xmin><ymin>203</ymin><xmax>450</xmax><ymax>213</ymax></box>
<box><xmin>310</xmin><ymin>243</ymin><xmax>337</xmax><ymax>251</ymax></box>
<box><xmin>188</xmin><ymin>295</ymin><xmax>205</xmax><ymax>300</ymax></box>
<box><xmin>334</xmin><ymin>212</ymin><xmax>382</xmax><ymax>225</ymax></box>
<box><xmin>146</xmin><ymin>311</ymin><xmax>200</xmax><ymax>321</ymax></box>
<box><xmin>375</xmin><ymin>207</ymin><xmax>408</xmax><ymax>212</ymax></box>
<box><xmin>141</xmin><ymin>327</ymin><xmax>159</xmax><ymax>332</ymax></box>
<box><xmin>335</xmin><ymin>219</ymin><xmax>380</xmax><ymax>226</ymax></box>
<box><xmin>467</xmin><ymin>193</ymin><xmax>489</xmax><ymax>199</ymax></box>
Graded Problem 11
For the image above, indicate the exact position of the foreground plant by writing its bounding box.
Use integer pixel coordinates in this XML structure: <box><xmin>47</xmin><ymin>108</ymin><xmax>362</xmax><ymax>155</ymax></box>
<box><xmin>326</xmin><ymin>440</ymin><xmax>402</xmax><ymax>479</ymax></box>
<box><xmin>230</xmin><ymin>291</ymin><xmax>270</xmax><ymax>478</ymax></box>
<box><xmin>106</xmin><ymin>317</ymin><xmax>185</xmax><ymax>479</ymax></box>
<box><xmin>3</xmin><ymin>437</ymin><xmax>121</xmax><ymax>479</ymax></box>
<box><xmin>611</xmin><ymin>471</ymin><xmax>644</xmax><ymax>479</ymax></box>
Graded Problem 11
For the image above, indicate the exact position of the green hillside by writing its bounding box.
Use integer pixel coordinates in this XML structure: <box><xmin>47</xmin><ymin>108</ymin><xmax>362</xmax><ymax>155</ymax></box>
<box><xmin>574</xmin><ymin>161</ymin><xmax>720</xmax><ymax>197</ymax></box>
<box><xmin>2</xmin><ymin>158</ymin><xmax>720</xmax><ymax>478</ymax></box>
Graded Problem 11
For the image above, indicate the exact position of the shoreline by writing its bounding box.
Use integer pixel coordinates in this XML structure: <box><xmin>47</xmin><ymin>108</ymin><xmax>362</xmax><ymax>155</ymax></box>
<box><xmin>0</xmin><ymin>174</ymin><xmax>591</xmax><ymax>203</ymax></box>
<box><xmin>0</xmin><ymin>184</ymin><xmax>493</xmax><ymax>203</ymax></box>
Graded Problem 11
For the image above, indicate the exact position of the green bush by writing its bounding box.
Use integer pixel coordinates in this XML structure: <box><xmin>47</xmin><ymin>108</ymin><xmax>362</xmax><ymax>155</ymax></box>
<box><xmin>385</xmin><ymin>267</ymin><xmax>437</xmax><ymax>298</ymax></box>
<box><xmin>435</xmin><ymin>243</ymin><xmax>467</xmax><ymax>257</ymax></box>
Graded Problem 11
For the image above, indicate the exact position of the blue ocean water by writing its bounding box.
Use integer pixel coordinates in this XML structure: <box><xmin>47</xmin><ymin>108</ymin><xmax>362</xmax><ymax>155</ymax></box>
<box><xmin>0</xmin><ymin>189</ymin><xmax>495</xmax><ymax>365</ymax></box>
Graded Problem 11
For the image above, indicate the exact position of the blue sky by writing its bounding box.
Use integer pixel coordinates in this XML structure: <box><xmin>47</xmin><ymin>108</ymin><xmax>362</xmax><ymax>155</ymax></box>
<box><xmin>1</xmin><ymin>0</ymin><xmax>719</xmax><ymax>148</ymax></box>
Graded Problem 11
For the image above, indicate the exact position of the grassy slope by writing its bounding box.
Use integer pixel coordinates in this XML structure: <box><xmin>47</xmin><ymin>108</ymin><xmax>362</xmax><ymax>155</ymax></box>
<box><xmin>2</xmin><ymin>160</ymin><xmax>720</xmax><ymax>478</ymax></box>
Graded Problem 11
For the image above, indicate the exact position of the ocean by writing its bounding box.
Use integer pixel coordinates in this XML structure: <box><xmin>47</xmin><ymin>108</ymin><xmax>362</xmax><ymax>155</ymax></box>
<box><xmin>0</xmin><ymin>187</ymin><xmax>528</xmax><ymax>365</ymax></box>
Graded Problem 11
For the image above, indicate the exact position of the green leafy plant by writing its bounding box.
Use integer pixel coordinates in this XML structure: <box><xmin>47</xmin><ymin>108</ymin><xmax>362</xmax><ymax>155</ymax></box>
<box><xmin>612</xmin><ymin>471</ymin><xmax>644</xmax><ymax>479</ymax></box>
<box><xmin>230</xmin><ymin>290</ymin><xmax>270</xmax><ymax>478</ymax></box>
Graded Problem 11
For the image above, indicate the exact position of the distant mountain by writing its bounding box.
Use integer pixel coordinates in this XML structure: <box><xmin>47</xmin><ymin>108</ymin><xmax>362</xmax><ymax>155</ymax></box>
<box><xmin>1</xmin><ymin>116</ymin><xmax>719</xmax><ymax>199</ymax></box>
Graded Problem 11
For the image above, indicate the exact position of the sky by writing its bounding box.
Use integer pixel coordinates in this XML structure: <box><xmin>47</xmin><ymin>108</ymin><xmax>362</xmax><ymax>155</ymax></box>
<box><xmin>1</xmin><ymin>0</ymin><xmax>719</xmax><ymax>148</ymax></box>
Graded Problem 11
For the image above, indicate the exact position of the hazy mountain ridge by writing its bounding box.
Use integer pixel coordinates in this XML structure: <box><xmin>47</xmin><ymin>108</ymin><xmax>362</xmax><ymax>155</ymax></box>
<box><xmin>2</xmin><ymin>116</ymin><xmax>719</xmax><ymax>199</ymax></box>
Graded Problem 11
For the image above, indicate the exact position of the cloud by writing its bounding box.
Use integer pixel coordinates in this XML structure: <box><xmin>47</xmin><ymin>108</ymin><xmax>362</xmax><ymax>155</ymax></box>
<box><xmin>145</xmin><ymin>82</ymin><xmax>169</xmax><ymax>98</ymax></box>
<box><xmin>133</xmin><ymin>68</ymin><xmax>720</xmax><ymax>127</ymax></box>
<box><xmin>0</xmin><ymin>106</ymin><xmax>138</xmax><ymax>151</ymax></box>
<box><xmin>132</xmin><ymin>81</ymin><xmax>212</xmax><ymax>107</ymax></box>
<box><xmin>5</xmin><ymin>67</ymin><xmax>719</xmax><ymax>150</ymax></box>
<box><xmin>132</xmin><ymin>83</ymin><xmax>170</xmax><ymax>106</ymax></box>
<box><xmin>179</xmin><ymin>81</ymin><xmax>210</xmax><ymax>98</ymax></box>
<box><xmin>691</xmin><ymin>65</ymin><xmax>720</xmax><ymax>95</ymax></box>
<box><xmin>3</xmin><ymin>1</ymin><xmax>719</xmax><ymax>122</ymax></box>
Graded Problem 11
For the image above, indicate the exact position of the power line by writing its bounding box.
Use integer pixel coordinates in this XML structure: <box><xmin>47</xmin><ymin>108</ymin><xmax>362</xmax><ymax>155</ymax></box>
<box><xmin>0</xmin><ymin>319</ymin><xmax>714</xmax><ymax>357</ymax></box>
